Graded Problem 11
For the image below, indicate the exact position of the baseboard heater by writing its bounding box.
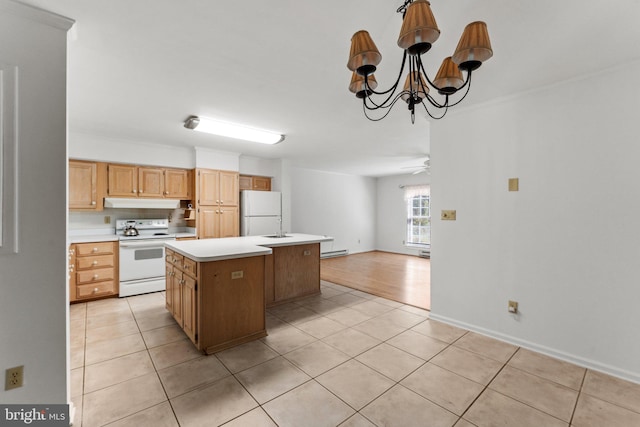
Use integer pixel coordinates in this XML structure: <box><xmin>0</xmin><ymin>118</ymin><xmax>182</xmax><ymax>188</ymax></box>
<box><xmin>418</xmin><ymin>249</ymin><xmax>430</xmax><ymax>259</ymax></box>
<box><xmin>321</xmin><ymin>249</ymin><xmax>349</xmax><ymax>259</ymax></box>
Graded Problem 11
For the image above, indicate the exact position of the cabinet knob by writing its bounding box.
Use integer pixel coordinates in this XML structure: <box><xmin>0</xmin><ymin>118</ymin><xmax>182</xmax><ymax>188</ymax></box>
<box><xmin>165</xmin><ymin>191</ymin><xmax>169</xmax><ymax>195</ymax></box>
<box><xmin>132</xmin><ymin>189</ymin><xmax>137</xmax><ymax>193</ymax></box>
<box><xmin>93</xmin><ymin>274</ymin><xmax>99</xmax><ymax>279</ymax></box>
<box><xmin>92</xmin><ymin>261</ymin><xmax>98</xmax><ymax>266</ymax></box>
<box><xmin>139</xmin><ymin>189</ymin><xmax>143</xmax><ymax>193</ymax></box>
<box><xmin>91</xmin><ymin>201</ymin><xmax>96</xmax><ymax>205</ymax></box>
<box><xmin>184</xmin><ymin>265</ymin><xmax>189</xmax><ymax>270</ymax></box>
<box><xmin>93</xmin><ymin>287</ymin><xmax>99</xmax><ymax>293</ymax></box>
<box><xmin>92</xmin><ymin>247</ymin><xmax>98</xmax><ymax>252</ymax></box>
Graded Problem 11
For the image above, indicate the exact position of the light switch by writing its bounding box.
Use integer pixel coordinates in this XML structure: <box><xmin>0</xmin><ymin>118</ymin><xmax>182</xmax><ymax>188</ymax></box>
<box><xmin>508</xmin><ymin>178</ymin><xmax>519</xmax><ymax>192</ymax></box>
<box><xmin>441</xmin><ymin>210</ymin><xmax>456</xmax><ymax>221</ymax></box>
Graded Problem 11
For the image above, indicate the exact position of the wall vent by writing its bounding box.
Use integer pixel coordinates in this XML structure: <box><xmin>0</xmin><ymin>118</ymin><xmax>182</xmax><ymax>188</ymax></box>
<box><xmin>418</xmin><ymin>249</ymin><xmax>431</xmax><ymax>259</ymax></box>
<box><xmin>321</xmin><ymin>249</ymin><xmax>349</xmax><ymax>259</ymax></box>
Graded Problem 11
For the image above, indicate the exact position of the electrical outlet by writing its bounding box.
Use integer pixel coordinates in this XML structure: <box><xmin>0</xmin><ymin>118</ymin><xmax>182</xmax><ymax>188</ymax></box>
<box><xmin>5</xmin><ymin>365</ymin><xmax>24</xmax><ymax>390</ymax></box>
<box><xmin>508</xmin><ymin>300</ymin><xmax>519</xmax><ymax>314</ymax></box>
<box><xmin>441</xmin><ymin>210</ymin><xmax>457</xmax><ymax>221</ymax></box>
<box><xmin>104</xmin><ymin>216</ymin><xmax>111</xmax><ymax>224</ymax></box>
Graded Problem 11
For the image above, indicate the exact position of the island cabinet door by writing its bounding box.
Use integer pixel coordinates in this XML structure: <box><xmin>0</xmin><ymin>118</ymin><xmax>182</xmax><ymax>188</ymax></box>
<box><xmin>165</xmin><ymin>262</ymin><xmax>174</xmax><ymax>313</ymax></box>
<box><xmin>182</xmin><ymin>275</ymin><xmax>198</xmax><ymax>344</ymax></box>
<box><xmin>172</xmin><ymin>272</ymin><xmax>184</xmax><ymax>326</ymax></box>
<box><xmin>273</xmin><ymin>243</ymin><xmax>321</xmax><ymax>302</ymax></box>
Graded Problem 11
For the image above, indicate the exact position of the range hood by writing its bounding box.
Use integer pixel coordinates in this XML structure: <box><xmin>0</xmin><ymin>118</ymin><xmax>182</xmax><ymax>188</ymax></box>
<box><xmin>103</xmin><ymin>198</ymin><xmax>180</xmax><ymax>209</ymax></box>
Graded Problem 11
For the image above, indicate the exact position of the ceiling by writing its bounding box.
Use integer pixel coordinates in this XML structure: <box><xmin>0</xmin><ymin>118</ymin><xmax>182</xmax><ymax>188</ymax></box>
<box><xmin>19</xmin><ymin>0</ymin><xmax>640</xmax><ymax>176</ymax></box>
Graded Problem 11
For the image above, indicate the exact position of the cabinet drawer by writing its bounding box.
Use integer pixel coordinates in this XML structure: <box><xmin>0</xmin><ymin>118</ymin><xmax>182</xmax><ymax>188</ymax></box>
<box><xmin>76</xmin><ymin>267</ymin><xmax>115</xmax><ymax>284</ymax></box>
<box><xmin>76</xmin><ymin>281</ymin><xmax>116</xmax><ymax>299</ymax></box>
<box><xmin>170</xmin><ymin>252</ymin><xmax>184</xmax><ymax>267</ymax></box>
<box><xmin>77</xmin><ymin>254</ymin><xmax>114</xmax><ymax>270</ymax></box>
<box><xmin>76</xmin><ymin>241</ymin><xmax>114</xmax><ymax>256</ymax></box>
<box><xmin>183</xmin><ymin>257</ymin><xmax>197</xmax><ymax>278</ymax></box>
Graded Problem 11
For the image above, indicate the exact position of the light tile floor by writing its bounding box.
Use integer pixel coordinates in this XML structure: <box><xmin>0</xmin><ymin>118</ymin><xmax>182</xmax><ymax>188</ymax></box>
<box><xmin>70</xmin><ymin>281</ymin><xmax>640</xmax><ymax>427</ymax></box>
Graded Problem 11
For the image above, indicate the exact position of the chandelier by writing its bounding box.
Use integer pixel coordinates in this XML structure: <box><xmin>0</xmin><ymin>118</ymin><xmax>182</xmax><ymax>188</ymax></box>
<box><xmin>347</xmin><ymin>0</ymin><xmax>493</xmax><ymax>122</ymax></box>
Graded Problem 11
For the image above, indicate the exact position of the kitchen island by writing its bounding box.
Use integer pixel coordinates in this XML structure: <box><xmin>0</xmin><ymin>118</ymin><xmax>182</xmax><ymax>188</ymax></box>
<box><xmin>164</xmin><ymin>233</ymin><xmax>332</xmax><ymax>354</ymax></box>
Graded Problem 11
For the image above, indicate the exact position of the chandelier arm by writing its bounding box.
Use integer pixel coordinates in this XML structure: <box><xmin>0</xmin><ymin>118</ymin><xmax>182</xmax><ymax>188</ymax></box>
<box><xmin>421</xmin><ymin>99</ymin><xmax>449</xmax><ymax>120</ymax></box>
<box><xmin>363</xmin><ymin>88</ymin><xmax>397</xmax><ymax>110</ymax></box>
<box><xmin>424</xmin><ymin>92</ymin><xmax>447</xmax><ymax>109</ymax></box>
<box><xmin>365</xmin><ymin>50</ymin><xmax>409</xmax><ymax>97</ymax></box>
<box><xmin>363</xmin><ymin>90</ymin><xmax>406</xmax><ymax>112</ymax></box>
<box><xmin>362</xmin><ymin>93</ymin><xmax>407</xmax><ymax>121</ymax></box>
<box><xmin>445</xmin><ymin>70</ymin><xmax>473</xmax><ymax>108</ymax></box>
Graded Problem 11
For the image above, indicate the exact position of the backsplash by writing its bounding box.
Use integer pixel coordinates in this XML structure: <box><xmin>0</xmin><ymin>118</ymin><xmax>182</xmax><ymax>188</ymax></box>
<box><xmin>69</xmin><ymin>207</ymin><xmax>188</xmax><ymax>232</ymax></box>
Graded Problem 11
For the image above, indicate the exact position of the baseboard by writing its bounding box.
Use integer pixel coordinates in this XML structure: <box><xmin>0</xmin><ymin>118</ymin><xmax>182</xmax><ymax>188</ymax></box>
<box><xmin>320</xmin><ymin>249</ymin><xmax>349</xmax><ymax>259</ymax></box>
<box><xmin>429</xmin><ymin>312</ymin><xmax>640</xmax><ymax>385</ymax></box>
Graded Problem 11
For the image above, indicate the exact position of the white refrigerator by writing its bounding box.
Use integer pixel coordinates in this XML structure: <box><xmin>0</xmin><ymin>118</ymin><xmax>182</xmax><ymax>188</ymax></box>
<box><xmin>240</xmin><ymin>190</ymin><xmax>282</xmax><ymax>236</ymax></box>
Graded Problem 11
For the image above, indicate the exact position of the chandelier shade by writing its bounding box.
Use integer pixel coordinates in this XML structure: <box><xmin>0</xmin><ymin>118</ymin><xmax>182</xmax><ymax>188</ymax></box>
<box><xmin>349</xmin><ymin>72</ymin><xmax>378</xmax><ymax>99</ymax></box>
<box><xmin>401</xmin><ymin>71</ymin><xmax>428</xmax><ymax>102</ymax></box>
<box><xmin>348</xmin><ymin>30</ymin><xmax>382</xmax><ymax>76</ymax></box>
<box><xmin>397</xmin><ymin>0</ymin><xmax>440</xmax><ymax>55</ymax></box>
<box><xmin>452</xmin><ymin>21</ymin><xmax>493</xmax><ymax>71</ymax></box>
<box><xmin>433</xmin><ymin>57</ymin><xmax>464</xmax><ymax>95</ymax></box>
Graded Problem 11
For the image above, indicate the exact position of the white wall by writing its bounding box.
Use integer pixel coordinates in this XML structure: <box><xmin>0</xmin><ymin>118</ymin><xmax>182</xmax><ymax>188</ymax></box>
<box><xmin>376</xmin><ymin>173</ymin><xmax>430</xmax><ymax>255</ymax></box>
<box><xmin>430</xmin><ymin>60</ymin><xmax>640</xmax><ymax>383</ymax></box>
<box><xmin>70</xmin><ymin>131</ymin><xmax>195</xmax><ymax>168</ymax></box>
<box><xmin>289</xmin><ymin>167</ymin><xmax>377</xmax><ymax>255</ymax></box>
<box><xmin>0</xmin><ymin>1</ymin><xmax>73</xmax><ymax>404</ymax></box>
<box><xmin>239</xmin><ymin>156</ymin><xmax>280</xmax><ymax>184</ymax></box>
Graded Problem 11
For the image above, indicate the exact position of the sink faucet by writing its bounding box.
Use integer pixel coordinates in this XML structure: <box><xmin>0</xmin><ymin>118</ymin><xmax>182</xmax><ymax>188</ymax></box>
<box><xmin>277</xmin><ymin>217</ymin><xmax>284</xmax><ymax>237</ymax></box>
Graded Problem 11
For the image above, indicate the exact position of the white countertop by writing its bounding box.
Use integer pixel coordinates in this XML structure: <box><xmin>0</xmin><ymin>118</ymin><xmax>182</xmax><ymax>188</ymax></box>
<box><xmin>166</xmin><ymin>234</ymin><xmax>333</xmax><ymax>262</ymax></box>
<box><xmin>68</xmin><ymin>234</ymin><xmax>119</xmax><ymax>244</ymax></box>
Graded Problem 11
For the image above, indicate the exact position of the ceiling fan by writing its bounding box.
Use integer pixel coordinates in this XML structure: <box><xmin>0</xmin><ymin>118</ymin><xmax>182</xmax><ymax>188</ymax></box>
<box><xmin>402</xmin><ymin>156</ymin><xmax>431</xmax><ymax>174</ymax></box>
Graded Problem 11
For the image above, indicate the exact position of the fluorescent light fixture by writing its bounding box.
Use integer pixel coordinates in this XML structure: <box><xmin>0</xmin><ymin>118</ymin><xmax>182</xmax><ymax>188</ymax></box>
<box><xmin>184</xmin><ymin>116</ymin><xmax>285</xmax><ymax>145</ymax></box>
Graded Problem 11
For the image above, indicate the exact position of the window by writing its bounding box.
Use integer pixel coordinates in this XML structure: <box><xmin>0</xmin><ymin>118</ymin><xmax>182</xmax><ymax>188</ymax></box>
<box><xmin>405</xmin><ymin>185</ymin><xmax>430</xmax><ymax>246</ymax></box>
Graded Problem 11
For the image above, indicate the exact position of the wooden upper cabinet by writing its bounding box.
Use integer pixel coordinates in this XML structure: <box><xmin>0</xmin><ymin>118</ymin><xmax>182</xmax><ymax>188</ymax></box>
<box><xmin>69</xmin><ymin>160</ymin><xmax>105</xmax><ymax>210</ymax></box>
<box><xmin>239</xmin><ymin>175</ymin><xmax>271</xmax><ymax>192</ymax></box>
<box><xmin>252</xmin><ymin>176</ymin><xmax>271</xmax><ymax>191</ymax></box>
<box><xmin>198</xmin><ymin>169</ymin><xmax>238</xmax><ymax>206</ymax></box>
<box><xmin>106</xmin><ymin>163</ymin><xmax>192</xmax><ymax>199</ymax></box>
<box><xmin>138</xmin><ymin>167</ymin><xmax>164</xmax><ymax>198</ymax></box>
<box><xmin>239</xmin><ymin>175</ymin><xmax>252</xmax><ymax>191</ymax></box>
<box><xmin>165</xmin><ymin>168</ymin><xmax>190</xmax><ymax>199</ymax></box>
<box><xmin>108</xmin><ymin>164</ymin><xmax>138</xmax><ymax>196</ymax></box>
<box><xmin>219</xmin><ymin>171</ymin><xmax>239</xmax><ymax>206</ymax></box>
<box><xmin>198</xmin><ymin>169</ymin><xmax>221</xmax><ymax>205</ymax></box>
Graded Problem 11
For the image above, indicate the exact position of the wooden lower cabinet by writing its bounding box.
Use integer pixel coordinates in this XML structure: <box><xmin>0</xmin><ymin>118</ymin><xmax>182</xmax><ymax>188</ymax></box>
<box><xmin>69</xmin><ymin>240</ymin><xmax>118</xmax><ymax>302</ymax></box>
<box><xmin>197</xmin><ymin>206</ymin><xmax>239</xmax><ymax>239</ymax></box>
<box><xmin>165</xmin><ymin>250</ymin><xmax>266</xmax><ymax>353</ymax></box>
<box><xmin>266</xmin><ymin>243</ymin><xmax>321</xmax><ymax>307</ymax></box>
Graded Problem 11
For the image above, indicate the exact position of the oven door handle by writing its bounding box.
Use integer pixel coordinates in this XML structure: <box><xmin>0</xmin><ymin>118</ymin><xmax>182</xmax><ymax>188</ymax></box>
<box><xmin>119</xmin><ymin>240</ymin><xmax>175</xmax><ymax>249</ymax></box>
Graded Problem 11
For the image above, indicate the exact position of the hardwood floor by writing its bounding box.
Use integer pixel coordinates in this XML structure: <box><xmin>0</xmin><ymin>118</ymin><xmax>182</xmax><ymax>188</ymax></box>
<box><xmin>320</xmin><ymin>251</ymin><xmax>430</xmax><ymax>310</ymax></box>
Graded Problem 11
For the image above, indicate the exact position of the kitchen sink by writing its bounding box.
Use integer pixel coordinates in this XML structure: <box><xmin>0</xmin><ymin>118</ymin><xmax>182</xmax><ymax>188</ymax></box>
<box><xmin>263</xmin><ymin>234</ymin><xmax>292</xmax><ymax>238</ymax></box>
